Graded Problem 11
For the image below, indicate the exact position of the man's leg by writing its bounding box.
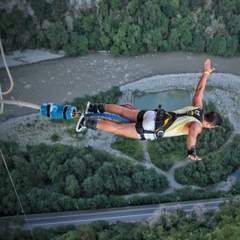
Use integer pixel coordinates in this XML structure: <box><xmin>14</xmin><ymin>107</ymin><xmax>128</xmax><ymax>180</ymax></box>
<box><xmin>96</xmin><ymin>121</ymin><xmax>139</xmax><ymax>139</ymax></box>
<box><xmin>105</xmin><ymin>104</ymin><xmax>139</xmax><ymax>122</ymax></box>
<box><xmin>87</xmin><ymin>103</ymin><xmax>140</xmax><ymax>122</ymax></box>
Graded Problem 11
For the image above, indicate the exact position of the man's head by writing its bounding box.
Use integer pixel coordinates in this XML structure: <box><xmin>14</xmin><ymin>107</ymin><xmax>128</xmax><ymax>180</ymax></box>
<box><xmin>203</xmin><ymin>111</ymin><xmax>223</xmax><ymax>128</ymax></box>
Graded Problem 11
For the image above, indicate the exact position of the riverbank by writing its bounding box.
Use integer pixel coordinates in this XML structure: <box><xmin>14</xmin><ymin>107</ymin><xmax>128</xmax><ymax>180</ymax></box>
<box><xmin>1</xmin><ymin>50</ymin><xmax>240</xmax><ymax>119</ymax></box>
<box><xmin>1</xmin><ymin>50</ymin><xmax>240</xmax><ymax>194</ymax></box>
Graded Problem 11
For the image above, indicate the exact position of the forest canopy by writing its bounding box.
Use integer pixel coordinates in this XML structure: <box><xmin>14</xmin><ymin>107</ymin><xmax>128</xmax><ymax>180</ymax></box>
<box><xmin>0</xmin><ymin>0</ymin><xmax>240</xmax><ymax>57</ymax></box>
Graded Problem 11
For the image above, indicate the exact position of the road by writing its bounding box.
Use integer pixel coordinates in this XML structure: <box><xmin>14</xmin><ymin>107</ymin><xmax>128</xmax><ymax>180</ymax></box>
<box><xmin>16</xmin><ymin>198</ymin><xmax>227</xmax><ymax>229</ymax></box>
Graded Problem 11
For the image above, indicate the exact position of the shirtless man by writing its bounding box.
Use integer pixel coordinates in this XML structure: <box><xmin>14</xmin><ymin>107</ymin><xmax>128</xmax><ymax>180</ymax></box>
<box><xmin>78</xmin><ymin>59</ymin><xmax>222</xmax><ymax>161</ymax></box>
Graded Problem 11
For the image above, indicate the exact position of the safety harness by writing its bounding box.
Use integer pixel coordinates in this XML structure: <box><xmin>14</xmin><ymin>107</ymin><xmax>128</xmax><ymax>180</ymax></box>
<box><xmin>138</xmin><ymin>105</ymin><xmax>203</xmax><ymax>140</ymax></box>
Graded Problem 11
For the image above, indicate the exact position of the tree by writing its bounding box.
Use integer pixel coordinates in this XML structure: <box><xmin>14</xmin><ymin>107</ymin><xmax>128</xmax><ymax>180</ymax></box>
<box><xmin>168</xmin><ymin>29</ymin><xmax>179</xmax><ymax>51</ymax></box>
<box><xmin>76</xmin><ymin>225</ymin><xmax>96</xmax><ymax>240</ymax></box>
<box><xmin>52</xmin><ymin>230</ymin><xmax>76</xmax><ymax>240</ymax></box>
<box><xmin>77</xmin><ymin>35</ymin><xmax>89</xmax><ymax>55</ymax></box>
<box><xmin>226</xmin><ymin>14</ymin><xmax>240</xmax><ymax>35</ymax></box>
<box><xmin>82</xmin><ymin>175</ymin><xmax>104</xmax><ymax>197</ymax></box>
<box><xmin>100</xmin><ymin>34</ymin><xmax>110</xmax><ymax>49</ymax></box>
<box><xmin>206</xmin><ymin>34</ymin><xmax>226</xmax><ymax>55</ymax></box>
<box><xmin>52</xmin><ymin>0</ymin><xmax>68</xmax><ymax>22</ymax></box>
<box><xmin>190</xmin><ymin>32</ymin><xmax>205</xmax><ymax>52</ymax></box>
<box><xmin>46</xmin><ymin>22</ymin><xmax>69</xmax><ymax>50</ymax></box>
<box><xmin>65</xmin><ymin>175</ymin><xmax>80</xmax><ymax>198</ymax></box>
<box><xmin>30</xmin><ymin>0</ymin><xmax>52</xmax><ymax>21</ymax></box>
<box><xmin>224</xmin><ymin>36</ymin><xmax>238</xmax><ymax>57</ymax></box>
<box><xmin>144</xmin><ymin>28</ymin><xmax>163</xmax><ymax>52</ymax></box>
<box><xmin>91</xmin><ymin>194</ymin><xmax>110</xmax><ymax>209</ymax></box>
<box><xmin>217</xmin><ymin>0</ymin><xmax>238</xmax><ymax>16</ymax></box>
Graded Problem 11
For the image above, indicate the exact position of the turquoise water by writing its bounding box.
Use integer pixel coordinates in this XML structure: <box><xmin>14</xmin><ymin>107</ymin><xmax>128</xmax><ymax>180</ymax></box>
<box><xmin>134</xmin><ymin>89</ymin><xmax>191</xmax><ymax>111</ymax></box>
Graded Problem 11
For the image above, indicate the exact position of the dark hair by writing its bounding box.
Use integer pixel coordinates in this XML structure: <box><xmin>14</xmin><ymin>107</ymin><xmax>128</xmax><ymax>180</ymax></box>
<box><xmin>204</xmin><ymin>111</ymin><xmax>223</xmax><ymax>126</ymax></box>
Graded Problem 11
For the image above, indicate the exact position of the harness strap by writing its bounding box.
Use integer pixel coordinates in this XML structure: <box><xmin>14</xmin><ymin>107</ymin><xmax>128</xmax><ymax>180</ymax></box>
<box><xmin>135</xmin><ymin>122</ymin><xmax>155</xmax><ymax>140</ymax></box>
<box><xmin>135</xmin><ymin>122</ymin><xmax>146</xmax><ymax>140</ymax></box>
<box><xmin>155</xmin><ymin>106</ymin><xmax>165</xmax><ymax>137</ymax></box>
<box><xmin>176</xmin><ymin>109</ymin><xmax>203</xmax><ymax>123</ymax></box>
<box><xmin>136</xmin><ymin>107</ymin><xmax>203</xmax><ymax>140</ymax></box>
<box><xmin>155</xmin><ymin>107</ymin><xmax>203</xmax><ymax>138</ymax></box>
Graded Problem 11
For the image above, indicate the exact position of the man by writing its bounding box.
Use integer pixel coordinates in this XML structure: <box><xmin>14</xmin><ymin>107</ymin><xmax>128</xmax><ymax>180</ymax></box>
<box><xmin>77</xmin><ymin>59</ymin><xmax>222</xmax><ymax>161</ymax></box>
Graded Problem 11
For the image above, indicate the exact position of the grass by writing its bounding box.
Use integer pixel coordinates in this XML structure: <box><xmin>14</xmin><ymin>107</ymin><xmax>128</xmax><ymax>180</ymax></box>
<box><xmin>111</xmin><ymin>135</ymin><xmax>144</xmax><ymax>162</ymax></box>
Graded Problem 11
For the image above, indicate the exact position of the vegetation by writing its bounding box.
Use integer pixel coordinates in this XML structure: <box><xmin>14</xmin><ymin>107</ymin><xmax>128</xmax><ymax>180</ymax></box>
<box><xmin>2</xmin><ymin>198</ymin><xmax>240</xmax><ymax>240</ymax></box>
<box><xmin>148</xmin><ymin>101</ymin><xmax>234</xmax><ymax>171</ymax></box>
<box><xmin>111</xmin><ymin>136</ymin><xmax>144</xmax><ymax>162</ymax></box>
<box><xmin>1</xmin><ymin>0</ymin><xmax>240</xmax><ymax>57</ymax></box>
<box><xmin>69</xmin><ymin>86</ymin><xmax>122</xmax><ymax>112</ymax></box>
<box><xmin>175</xmin><ymin>134</ymin><xmax>240</xmax><ymax>187</ymax></box>
<box><xmin>0</xmin><ymin>141</ymin><xmax>168</xmax><ymax>215</ymax></box>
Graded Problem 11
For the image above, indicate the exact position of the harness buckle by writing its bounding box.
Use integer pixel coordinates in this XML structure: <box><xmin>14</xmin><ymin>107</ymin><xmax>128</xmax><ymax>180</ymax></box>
<box><xmin>156</xmin><ymin>129</ymin><xmax>164</xmax><ymax>137</ymax></box>
<box><xmin>155</xmin><ymin>105</ymin><xmax>165</xmax><ymax>138</ymax></box>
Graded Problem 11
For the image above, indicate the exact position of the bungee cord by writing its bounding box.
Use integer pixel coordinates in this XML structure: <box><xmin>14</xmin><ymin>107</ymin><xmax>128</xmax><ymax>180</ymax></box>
<box><xmin>0</xmin><ymin>99</ymin><xmax>41</xmax><ymax>110</ymax></box>
<box><xmin>0</xmin><ymin>38</ymin><xmax>41</xmax><ymax>112</ymax></box>
<box><xmin>0</xmin><ymin>38</ymin><xmax>14</xmax><ymax>95</ymax></box>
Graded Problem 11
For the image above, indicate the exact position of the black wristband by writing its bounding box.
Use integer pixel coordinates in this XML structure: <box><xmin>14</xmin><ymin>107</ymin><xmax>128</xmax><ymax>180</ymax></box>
<box><xmin>187</xmin><ymin>146</ymin><xmax>196</xmax><ymax>157</ymax></box>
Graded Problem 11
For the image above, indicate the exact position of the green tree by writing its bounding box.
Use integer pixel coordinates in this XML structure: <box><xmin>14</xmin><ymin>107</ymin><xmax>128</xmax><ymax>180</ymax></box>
<box><xmin>52</xmin><ymin>0</ymin><xmax>68</xmax><ymax>21</ymax></box>
<box><xmin>64</xmin><ymin>32</ymin><xmax>89</xmax><ymax>56</ymax></box>
<box><xmin>168</xmin><ymin>29</ymin><xmax>179</xmax><ymax>50</ymax></box>
<box><xmin>224</xmin><ymin>36</ymin><xmax>238</xmax><ymax>57</ymax></box>
<box><xmin>30</xmin><ymin>0</ymin><xmax>52</xmax><ymax>20</ymax></box>
<box><xmin>76</xmin><ymin>225</ymin><xmax>96</xmax><ymax>240</ymax></box>
<box><xmin>46</xmin><ymin>22</ymin><xmax>69</xmax><ymax>50</ymax></box>
<box><xmin>53</xmin><ymin>230</ymin><xmax>76</xmax><ymax>240</ymax></box>
<box><xmin>65</xmin><ymin>175</ymin><xmax>80</xmax><ymax>198</ymax></box>
<box><xmin>82</xmin><ymin>175</ymin><xmax>104</xmax><ymax>197</ymax></box>
<box><xmin>206</xmin><ymin>34</ymin><xmax>227</xmax><ymax>56</ymax></box>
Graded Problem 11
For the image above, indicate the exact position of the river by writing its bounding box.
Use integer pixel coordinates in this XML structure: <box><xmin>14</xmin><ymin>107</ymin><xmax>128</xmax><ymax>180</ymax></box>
<box><xmin>0</xmin><ymin>51</ymin><xmax>240</xmax><ymax>120</ymax></box>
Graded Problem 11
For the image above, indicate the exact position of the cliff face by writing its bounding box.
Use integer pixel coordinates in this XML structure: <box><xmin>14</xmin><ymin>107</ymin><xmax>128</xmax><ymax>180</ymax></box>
<box><xmin>0</xmin><ymin>0</ymin><xmax>100</xmax><ymax>13</ymax></box>
<box><xmin>0</xmin><ymin>0</ymin><xmax>33</xmax><ymax>14</ymax></box>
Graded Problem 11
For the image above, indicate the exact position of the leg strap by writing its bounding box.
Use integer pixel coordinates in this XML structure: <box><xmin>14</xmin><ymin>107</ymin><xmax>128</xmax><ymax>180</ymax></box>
<box><xmin>85</xmin><ymin>117</ymin><xmax>99</xmax><ymax>130</ymax></box>
<box><xmin>135</xmin><ymin>122</ymin><xmax>146</xmax><ymax>140</ymax></box>
<box><xmin>137</xmin><ymin>110</ymin><xmax>147</xmax><ymax>122</ymax></box>
<box><xmin>92</xmin><ymin>103</ymin><xmax>105</xmax><ymax>113</ymax></box>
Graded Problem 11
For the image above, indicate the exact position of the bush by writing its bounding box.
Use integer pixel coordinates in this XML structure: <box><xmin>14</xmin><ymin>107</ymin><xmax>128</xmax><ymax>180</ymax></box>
<box><xmin>111</xmin><ymin>136</ymin><xmax>144</xmax><ymax>161</ymax></box>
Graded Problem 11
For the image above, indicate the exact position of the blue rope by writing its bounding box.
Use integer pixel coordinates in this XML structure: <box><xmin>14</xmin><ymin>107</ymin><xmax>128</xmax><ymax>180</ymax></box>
<box><xmin>84</xmin><ymin>113</ymin><xmax>133</xmax><ymax>123</ymax></box>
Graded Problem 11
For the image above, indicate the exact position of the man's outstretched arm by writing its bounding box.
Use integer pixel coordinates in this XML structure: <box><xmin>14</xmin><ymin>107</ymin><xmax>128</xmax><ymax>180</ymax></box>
<box><xmin>192</xmin><ymin>59</ymin><xmax>215</xmax><ymax>108</ymax></box>
<box><xmin>187</xmin><ymin>122</ymin><xmax>202</xmax><ymax>161</ymax></box>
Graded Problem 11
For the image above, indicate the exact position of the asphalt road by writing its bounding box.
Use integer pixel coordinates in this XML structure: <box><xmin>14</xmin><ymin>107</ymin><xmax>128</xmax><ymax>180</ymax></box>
<box><xmin>18</xmin><ymin>198</ymin><xmax>227</xmax><ymax>229</ymax></box>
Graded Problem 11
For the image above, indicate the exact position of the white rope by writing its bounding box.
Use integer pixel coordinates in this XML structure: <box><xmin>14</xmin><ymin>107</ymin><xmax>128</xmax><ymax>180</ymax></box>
<box><xmin>0</xmin><ymin>84</ymin><xmax>3</xmax><ymax>113</ymax></box>
<box><xmin>0</xmin><ymin>99</ymin><xmax>41</xmax><ymax>110</ymax></box>
<box><xmin>0</xmin><ymin>38</ymin><xmax>14</xmax><ymax>95</ymax></box>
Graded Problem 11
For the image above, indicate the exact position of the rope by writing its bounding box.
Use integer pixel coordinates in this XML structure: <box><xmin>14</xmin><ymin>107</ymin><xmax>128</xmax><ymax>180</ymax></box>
<box><xmin>0</xmin><ymin>38</ymin><xmax>14</xmax><ymax>95</ymax></box>
<box><xmin>0</xmin><ymin>85</ymin><xmax>3</xmax><ymax>114</ymax></box>
<box><xmin>0</xmin><ymin>149</ymin><xmax>35</xmax><ymax>239</ymax></box>
<box><xmin>0</xmin><ymin>99</ymin><xmax>41</xmax><ymax>110</ymax></box>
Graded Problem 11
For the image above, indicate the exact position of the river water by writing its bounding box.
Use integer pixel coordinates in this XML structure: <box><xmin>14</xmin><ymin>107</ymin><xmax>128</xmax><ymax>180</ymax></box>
<box><xmin>0</xmin><ymin>51</ymin><xmax>240</xmax><ymax>120</ymax></box>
